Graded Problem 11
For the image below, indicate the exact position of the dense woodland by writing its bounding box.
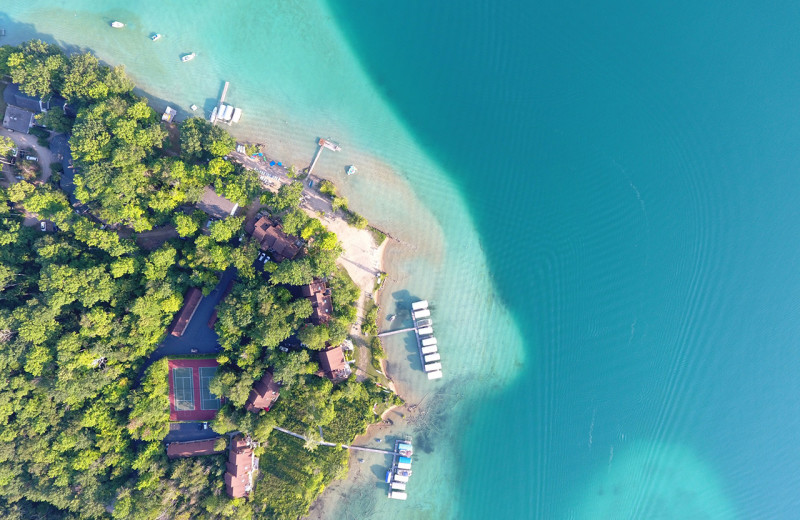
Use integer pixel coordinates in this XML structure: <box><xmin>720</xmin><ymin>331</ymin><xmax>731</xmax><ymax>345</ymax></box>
<box><xmin>0</xmin><ymin>40</ymin><xmax>398</xmax><ymax>520</ymax></box>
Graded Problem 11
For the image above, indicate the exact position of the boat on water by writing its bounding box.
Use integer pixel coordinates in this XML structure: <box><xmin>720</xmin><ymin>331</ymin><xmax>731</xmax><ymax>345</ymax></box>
<box><xmin>190</xmin><ymin>104</ymin><xmax>198</xmax><ymax>111</ymax></box>
<box><xmin>151</xmin><ymin>33</ymin><xmax>161</xmax><ymax>41</ymax></box>
<box><xmin>181</xmin><ymin>53</ymin><xmax>196</xmax><ymax>62</ymax></box>
<box><xmin>346</xmin><ymin>165</ymin><xmax>357</xmax><ymax>175</ymax></box>
<box><xmin>111</xmin><ymin>21</ymin><xmax>125</xmax><ymax>28</ymax></box>
<box><xmin>387</xmin><ymin>314</ymin><xmax>395</xmax><ymax>322</ymax></box>
<box><xmin>319</xmin><ymin>138</ymin><xmax>341</xmax><ymax>152</ymax></box>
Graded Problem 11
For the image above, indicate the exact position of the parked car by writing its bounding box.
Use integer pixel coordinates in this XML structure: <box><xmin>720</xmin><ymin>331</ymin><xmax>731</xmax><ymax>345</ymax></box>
<box><xmin>24</xmin><ymin>156</ymin><xmax>38</xmax><ymax>162</ymax></box>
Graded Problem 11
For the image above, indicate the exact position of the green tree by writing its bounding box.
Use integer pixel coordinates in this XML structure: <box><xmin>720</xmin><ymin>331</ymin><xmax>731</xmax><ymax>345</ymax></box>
<box><xmin>7</xmin><ymin>40</ymin><xmax>65</xmax><ymax>97</ymax></box>
<box><xmin>174</xmin><ymin>213</ymin><xmax>199</xmax><ymax>238</ymax></box>
<box><xmin>0</xmin><ymin>136</ymin><xmax>15</xmax><ymax>158</ymax></box>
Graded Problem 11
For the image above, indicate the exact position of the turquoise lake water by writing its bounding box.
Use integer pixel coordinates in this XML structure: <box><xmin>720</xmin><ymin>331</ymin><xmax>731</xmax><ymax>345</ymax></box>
<box><xmin>5</xmin><ymin>1</ymin><xmax>800</xmax><ymax>518</ymax></box>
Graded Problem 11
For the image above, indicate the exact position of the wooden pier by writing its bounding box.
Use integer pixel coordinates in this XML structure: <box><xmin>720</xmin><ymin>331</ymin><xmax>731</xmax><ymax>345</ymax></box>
<box><xmin>377</xmin><ymin>326</ymin><xmax>415</xmax><ymax>337</ymax></box>
<box><xmin>306</xmin><ymin>138</ymin><xmax>340</xmax><ymax>176</ymax></box>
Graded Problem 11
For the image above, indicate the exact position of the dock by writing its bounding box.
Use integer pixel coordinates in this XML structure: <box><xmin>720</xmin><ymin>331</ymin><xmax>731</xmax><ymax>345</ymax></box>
<box><xmin>412</xmin><ymin>300</ymin><xmax>443</xmax><ymax>380</ymax></box>
<box><xmin>307</xmin><ymin>138</ymin><xmax>341</xmax><ymax>176</ymax></box>
<box><xmin>210</xmin><ymin>81</ymin><xmax>229</xmax><ymax>125</ymax></box>
<box><xmin>386</xmin><ymin>437</ymin><xmax>413</xmax><ymax>500</ymax></box>
<box><xmin>378</xmin><ymin>326</ymin><xmax>415</xmax><ymax>337</ymax></box>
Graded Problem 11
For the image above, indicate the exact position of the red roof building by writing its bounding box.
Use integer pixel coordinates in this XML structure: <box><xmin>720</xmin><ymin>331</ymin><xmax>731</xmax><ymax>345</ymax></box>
<box><xmin>318</xmin><ymin>345</ymin><xmax>351</xmax><ymax>382</ymax></box>
<box><xmin>166</xmin><ymin>438</ymin><xmax>223</xmax><ymax>459</ymax></box>
<box><xmin>225</xmin><ymin>435</ymin><xmax>255</xmax><ymax>498</ymax></box>
<box><xmin>245</xmin><ymin>371</ymin><xmax>281</xmax><ymax>412</ymax></box>
<box><xmin>168</xmin><ymin>287</ymin><xmax>203</xmax><ymax>337</ymax></box>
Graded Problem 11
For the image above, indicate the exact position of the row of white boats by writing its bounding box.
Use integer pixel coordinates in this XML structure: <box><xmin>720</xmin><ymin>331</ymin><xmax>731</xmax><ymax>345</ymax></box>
<box><xmin>412</xmin><ymin>300</ymin><xmax>443</xmax><ymax>380</ymax></box>
<box><xmin>386</xmin><ymin>439</ymin><xmax>414</xmax><ymax>500</ymax></box>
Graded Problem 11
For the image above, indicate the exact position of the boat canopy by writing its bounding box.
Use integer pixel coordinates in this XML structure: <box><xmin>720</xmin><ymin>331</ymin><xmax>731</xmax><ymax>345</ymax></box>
<box><xmin>424</xmin><ymin>362</ymin><xmax>442</xmax><ymax>372</ymax></box>
<box><xmin>393</xmin><ymin>473</ymin><xmax>409</xmax><ymax>483</ymax></box>
<box><xmin>391</xmin><ymin>482</ymin><xmax>407</xmax><ymax>491</ymax></box>
<box><xmin>397</xmin><ymin>462</ymin><xmax>412</xmax><ymax>470</ymax></box>
<box><xmin>398</xmin><ymin>443</ymin><xmax>413</xmax><ymax>452</ymax></box>
<box><xmin>231</xmin><ymin>107</ymin><xmax>242</xmax><ymax>123</ymax></box>
<box><xmin>427</xmin><ymin>370</ymin><xmax>443</xmax><ymax>380</ymax></box>
<box><xmin>398</xmin><ymin>456</ymin><xmax>412</xmax><ymax>464</ymax></box>
<box><xmin>413</xmin><ymin>309</ymin><xmax>431</xmax><ymax>319</ymax></box>
<box><xmin>411</xmin><ymin>300</ymin><xmax>429</xmax><ymax>311</ymax></box>
<box><xmin>421</xmin><ymin>337</ymin><xmax>437</xmax><ymax>346</ymax></box>
<box><xmin>417</xmin><ymin>326</ymin><xmax>433</xmax><ymax>336</ymax></box>
<box><xmin>421</xmin><ymin>345</ymin><xmax>438</xmax><ymax>354</ymax></box>
<box><xmin>389</xmin><ymin>491</ymin><xmax>408</xmax><ymax>500</ymax></box>
<box><xmin>424</xmin><ymin>353</ymin><xmax>441</xmax><ymax>363</ymax></box>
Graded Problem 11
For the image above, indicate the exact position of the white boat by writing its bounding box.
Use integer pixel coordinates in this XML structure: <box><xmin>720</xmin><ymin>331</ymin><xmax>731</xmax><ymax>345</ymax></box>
<box><xmin>391</xmin><ymin>482</ymin><xmax>406</xmax><ymax>491</ymax></box>
<box><xmin>346</xmin><ymin>165</ymin><xmax>357</xmax><ymax>175</ymax></box>
<box><xmin>393</xmin><ymin>473</ymin><xmax>409</xmax><ymax>483</ymax></box>
<box><xmin>111</xmin><ymin>21</ymin><xmax>125</xmax><ymax>28</ymax></box>
<box><xmin>424</xmin><ymin>362</ymin><xmax>442</xmax><ymax>373</ymax></box>
<box><xmin>421</xmin><ymin>337</ymin><xmax>437</xmax><ymax>347</ymax></box>
<box><xmin>414</xmin><ymin>309</ymin><xmax>431</xmax><ymax>320</ymax></box>
<box><xmin>190</xmin><ymin>104</ymin><xmax>198</xmax><ymax>111</ymax></box>
<box><xmin>181</xmin><ymin>53</ymin><xmax>196</xmax><ymax>62</ymax></box>
<box><xmin>386</xmin><ymin>314</ymin><xmax>396</xmax><ymax>322</ymax></box>
<box><xmin>388</xmin><ymin>491</ymin><xmax>407</xmax><ymax>500</ymax></box>
<box><xmin>231</xmin><ymin>107</ymin><xmax>243</xmax><ymax>123</ymax></box>
<box><xmin>427</xmin><ymin>370</ymin><xmax>443</xmax><ymax>380</ymax></box>
<box><xmin>424</xmin><ymin>353</ymin><xmax>441</xmax><ymax>363</ymax></box>
<box><xmin>417</xmin><ymin>326</ymin><xmax>433</xmax><ymax>336</ymax></box>
<box><xmin>209</xmin><ymin>106</ymin><xmax>218</xmax><ymax>123</ymax></box>
<box><xmin>151</xmin><ymin>33</ymin><xmax>162</xmax><ymax>41</ymax></box>
<box><xmin>222</xmin><ymin>104</ymin><xmax>234</xmax><ymax>121</ymax></box>
<box><xmin>411</xmin><ymin>300</ymin><xmax>429</xmax><ymax>311</ymax></box>
<box><xmin>421</xmin><ymin>345</ymin><xmax>438</xmax><ymax>355</ymax></box>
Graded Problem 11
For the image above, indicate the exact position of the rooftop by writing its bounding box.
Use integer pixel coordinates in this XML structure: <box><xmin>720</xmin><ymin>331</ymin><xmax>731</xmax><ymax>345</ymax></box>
<box><xmin>197</xmin><ymin>186</ymin><xmax>240</xmax><ymax>219</ymax></box>
<box><xmin>250</xmin><ymin>216</ymin><xmax>301</xmax><ymax>262</ymax></box>
<box><xmin>245</xmin><ymin>371</ymin><xmax>281</xmax><ymax>412</ymax></box>
<box><xmin>225</xmin><ymin>435</ymin><xmax>255</xmax><ymax>498</ymax></box>
<box><xmin>166</xmin><ymin>438</ymin><xmax>223</xmax><ymax>458</ymax></box>
<box><xmin>2</xmin><ymin>105</ymin><xmax>35</xmax><ymax>134</ymax></box>
<box><xmin>318</xmin><ymin>345</ymin><xmax>350</xmax><ymax>382</ymax></box>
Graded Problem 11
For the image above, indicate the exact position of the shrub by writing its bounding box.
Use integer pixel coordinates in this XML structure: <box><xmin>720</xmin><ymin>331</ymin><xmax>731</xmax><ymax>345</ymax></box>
<box><xmin>347</xmin><ymin>211</ymin><xmax>368</xmax><ymax>229</ymax></box>
<box><xmin>50</xmin><ymin>162</ymin><xmax>64</xmax><ymax>174</ymax></box>
<box><xmin>29</xmin><ymin>126</ymin><xmax>50</xmax><ymax>139</ymax></box>
<box><xmin>319</xmin><ymin>179</ymin><xmax>337</xmax><ymax>197</ymax></box>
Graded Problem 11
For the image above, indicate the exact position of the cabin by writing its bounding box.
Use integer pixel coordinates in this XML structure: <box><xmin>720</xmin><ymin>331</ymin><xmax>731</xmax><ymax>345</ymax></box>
<box><xmin>245</xmin><ymin>371</ymin><xmax>281</xmax><ymax>412</ymax></box>
<box><xmin>318</xmin><ymin>345</ymin><xmax>351</xmax><ymax>382</ymax></box>
<box><xmin>197</xmin><ymin>186</ymin><xmax>240</xmax><ymax>220</ymax></box>
<box><xmin>301</xmin><ymin>280</ymin><xmax>333</xmax><ymax>325</ymax></box>
<box><xmin>168</xmin><ymin>287</ymin><xmax>203</xmax><ymax>337</ymax></box>
<box><xmin>166</xmin><ymin>438</ymin><xmax>223</xmax><ymax>459</ymax></box>
<box><xmin>224</xmin><ymin>435</ymin><xmax>255</xmax><ymax>498</ymax></box>
<box><xmin>2</xmin><ymin>105</ymin><xmax>34</xmax><ymax>134</ymax></box>
<box><xmin>250</xmin><ymin>216</ymin><xmax>301</xmax><ymax>262</ymax></box>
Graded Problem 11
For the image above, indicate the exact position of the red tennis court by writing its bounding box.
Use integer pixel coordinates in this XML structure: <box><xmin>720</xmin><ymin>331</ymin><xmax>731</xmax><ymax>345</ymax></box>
<box><xmin>168</xmin><ymin>358</ymin><xmax>221</xmax><ymax>421</ymax></box>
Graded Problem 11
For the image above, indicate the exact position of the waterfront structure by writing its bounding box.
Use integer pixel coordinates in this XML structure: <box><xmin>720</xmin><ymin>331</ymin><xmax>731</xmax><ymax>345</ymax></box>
<box><xmin>161</xmin><ymin>106</ymin><xmax>177</xmax><ymax>123</ymax></box>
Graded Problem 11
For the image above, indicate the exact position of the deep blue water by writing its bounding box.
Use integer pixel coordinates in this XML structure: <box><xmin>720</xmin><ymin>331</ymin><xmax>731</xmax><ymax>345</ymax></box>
<box><xmin>331</xmin><ymin>1</ymin><xmax>800</xmax><ymax>517</ymax></box>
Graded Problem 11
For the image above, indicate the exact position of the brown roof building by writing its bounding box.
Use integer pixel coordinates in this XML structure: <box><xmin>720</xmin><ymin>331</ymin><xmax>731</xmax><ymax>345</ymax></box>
<box><xmin>224</xmin><ymin>435</ymin><xmax>255</xmax><ymax>498</ymax></box>
<box><xmin>168</xmin><ymin>287</ymin><xmax>203</xmax><ymax>337</ymax></box>
<box><xmin>245</xmin><ymin>371</ymin><xmax>281</xmax><ymax>412</ymax></box>
<box><xmin>250</xmin><ymin>216</ymin><xmax>301</xmax><ymax>262</ymax></box>
<box><xmin>318</xmin><ymin>345</ymin><xmax>351</xmax><ymax>382</ymax></box>
<box><xmin>166</xmin><ymin>438</ymin><xmax>223</xmax><ymax>459</ymax></box>
<box><xmin>301</xmin><ymin>280</ymin><xmax>333</xmax><ymax>325</ymax></box>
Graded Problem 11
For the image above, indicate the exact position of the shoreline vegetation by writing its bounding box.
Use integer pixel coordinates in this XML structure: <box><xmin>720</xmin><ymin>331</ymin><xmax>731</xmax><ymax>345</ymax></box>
<box><xmin>0</xmin><ymin>40</ymin><xmax>403</xmax><ymax>520</ymax></box>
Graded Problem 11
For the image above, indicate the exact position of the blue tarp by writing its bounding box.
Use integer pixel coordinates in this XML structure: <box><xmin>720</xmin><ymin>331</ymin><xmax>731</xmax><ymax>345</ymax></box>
<box><xmin>398</xmin><ymin>456</ymin><xmax>412</xmax><ymax>464</ymax></box>
<box><xmin>269</xmin><ymin>161</ymin><xmax>275</xmax><ymax>166</ymax></box>
<box><xmin>277</xmin><ymin>162</ymin><xmax>282</xmax><ymax>166</ymax></box>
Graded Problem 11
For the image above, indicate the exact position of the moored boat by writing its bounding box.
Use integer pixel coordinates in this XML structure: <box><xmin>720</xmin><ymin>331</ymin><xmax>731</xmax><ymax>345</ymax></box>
<box><xmin>151</xmin><ymin>33</ymin><xmax>162</xmax><ymax>41</ymax></box>
<box><xmin>181</xmin><ymin>53</ymin><xmax>196</xmax><ymax>62</ymax></box>
<box><xmin>346</xmin><ymin>164</ymin><xmax>357</xmax><ymax>175</ymax></box>
<box><xmin>111</xmin><ymin>21</ymin><xmax>125</xmax><ymax>28</ymax></box>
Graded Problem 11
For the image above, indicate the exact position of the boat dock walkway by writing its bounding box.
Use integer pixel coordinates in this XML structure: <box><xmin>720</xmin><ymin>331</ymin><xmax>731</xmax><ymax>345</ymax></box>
<box><xmin>210</xmin><ymin>81</ymin><xmax>230</xmax><ymax>125</ymax></box>
<box><xmin>377</xmin><ymin>326</ymin><xmax>415</xmax><ymax>337</ymax></box>
<box><xmin>306</xmin><ymin>138</ymin><xmax>340</xmax><ymax>176</ymax></box>
<box><xmin>273</xmin><ymin>426</ymin><xmax>397</xmax><ymax>455</ymax></box>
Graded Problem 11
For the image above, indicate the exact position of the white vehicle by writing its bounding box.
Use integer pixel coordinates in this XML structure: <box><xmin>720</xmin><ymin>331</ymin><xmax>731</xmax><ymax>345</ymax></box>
<box><xmin>40</xmin><ymin>221</ymin><xmax>46</xmax><ymax>231</ymax></box>
<box><xmin>25</xmin><ymin>155</ymin><xmax>38</xmax><ymax>162</ymax></box>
